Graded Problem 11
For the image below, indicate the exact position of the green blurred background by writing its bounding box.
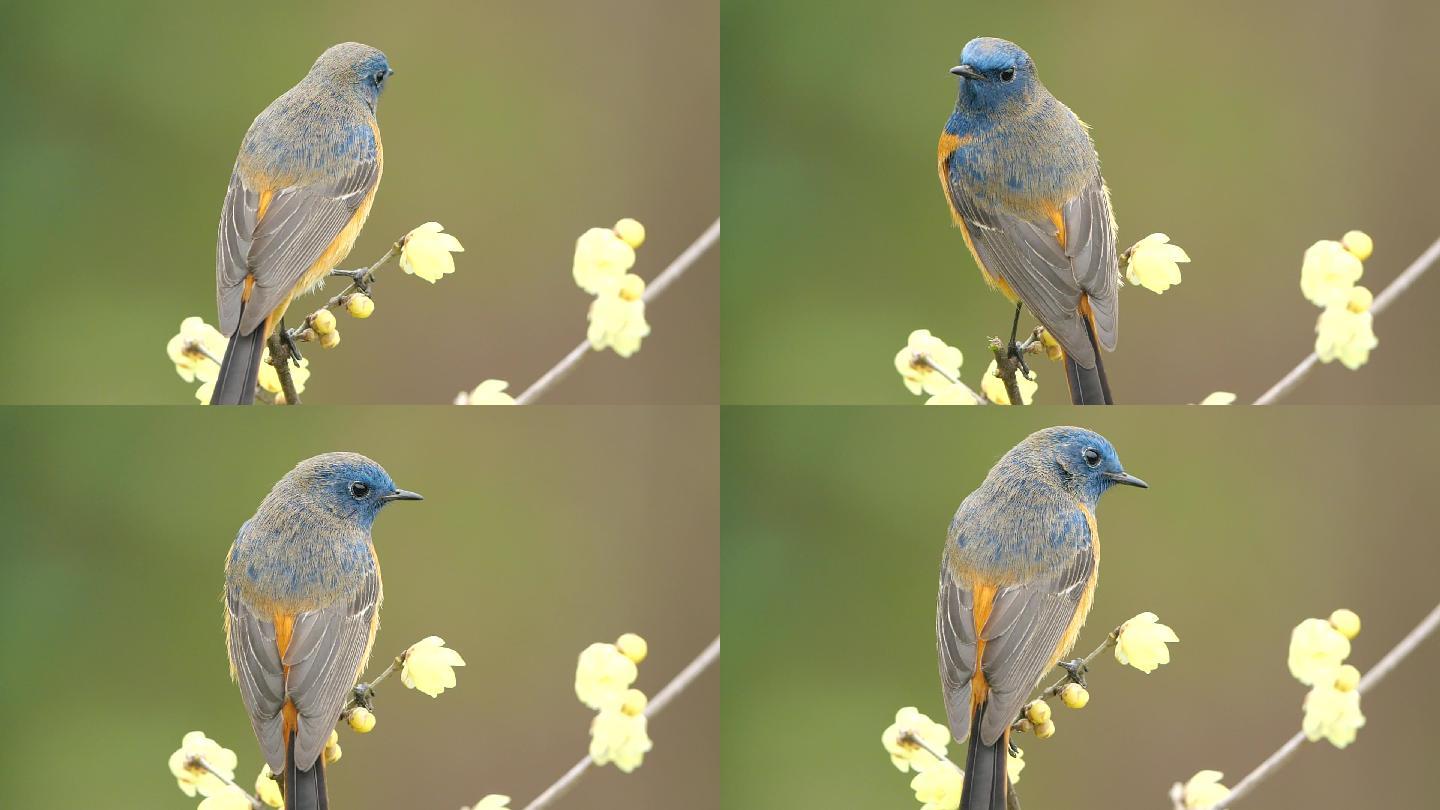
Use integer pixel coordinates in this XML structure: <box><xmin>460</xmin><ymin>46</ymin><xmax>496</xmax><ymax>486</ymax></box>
<box><xmin>721</xmin><ymin>0</ymin><xmax>1440</xmax><ymax>404</ymax></box>
<box><xmin>0</xmin><ymin>406</ymin><xmax>718</xmax><ymax>808</ymax></box>
<box><xmin>722</xmin><ymin>406</ymin><xmax>1438</xmax><ymax>807</ymax></box>
<box><xmin>0</xmin><ymin>0</ymin><xmax>718</xmax><ymax>404</ymax></box>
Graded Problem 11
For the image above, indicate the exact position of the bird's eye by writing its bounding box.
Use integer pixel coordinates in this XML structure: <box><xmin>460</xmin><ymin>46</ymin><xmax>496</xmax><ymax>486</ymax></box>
<box><xmin>373</xmin><ymin>70</ymin><xmax>386</xmax><ymax>85</ymax></box>
<box><xmin>349</xmin><ymin>482</ymin><xmax>370</xmax><ymax>499</ymax></box>
<box><xmin>1082</xmin><ymin>448</ymin><xmax>1101</xmax><ymax>468</ymax></box>
<box><xmin>1000</xmin><ymin>68</ymin><xmax>1016</xmax><ymax>83</ymax></box>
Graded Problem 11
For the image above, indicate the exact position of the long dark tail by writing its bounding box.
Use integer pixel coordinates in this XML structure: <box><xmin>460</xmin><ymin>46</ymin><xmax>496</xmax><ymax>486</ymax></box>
<box><xmin>284</xmin><ymin>730</ymin><xmax>328</xmax><ymax>810</ymax></box>
<box><xmin>1062</xmin><ymin>316</ymin><xmax>1113</xmax><ymax>405</ymax></box>
<box><xmin>210</xmin><ymin>326</ymin><xmax>265</xmax><ymax>405</ymax></box>
<box><xmin>960</xmin><ymin>701</ymin><xmax>1008</xmax><ymax>810</ymax></box>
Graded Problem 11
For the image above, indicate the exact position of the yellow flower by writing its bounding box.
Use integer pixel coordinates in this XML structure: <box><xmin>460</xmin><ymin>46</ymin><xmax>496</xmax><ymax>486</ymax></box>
<box><xmin>1199</xmin><ymin>392</ymin><xmax>1235</xmax><ymax>405</ymax></box>
<box><xmin>401</xmin><ymin>636</ymin><xmax>466</xmax><ymax>697</ymax></box>
<box><xmin>1113</xmin><ymin>612</ymin><xmax>1179</xmax><ymax>674</ymax></box>
<box><xmin>1302</xmin><ymin>683</ymin><xmax>1366</xmax><ymax>748</ymax></box>
<box><xmin>616</xmin><ymin>632</ymin><xmax>648</xmax><ymax>664</ymax></box>
<box><xmin>589</xmin><ymin>705</ymin><xmax>653</xmax><ymax>772</ymax></box>
<box><xmin>926</xmin><ymin>382</ymin><xmax>980</xmax><ymax>405</ymax></box>
<box><xmin>455</xmin><ymin>379</ymin><xmax>517</xmax><ymax>405</ymax></box>
<box><xmin>198</xmin><ymin>785</ymin><xmax>253</xmax><ymax>810</ymax></box>
<box><xmin>910</xmin><ymin>764</ymin><xmax>963</xmax><ymax>810</ymax></box>
<box><xmin>1179</xmin><ymin>770</ymin><xmax>1231</xmax><ymax>809</ymax></box>
<box><xmin>167</xmin><ymin>317</ymin><xmax>227</xmax><ymax>383</ymax></box>
<box><xmin>462</xmin><ymin>796</ymin><xmax>512</xmax><ymax>810</ymax></box>
<box><xmin>1008</xmin><ymin>746</ymin><xmax>1025</xmax><ymax>784</ymax></box>
<box><xmin>250</xmin><ymin>350</ymin><xmax>311</xmax><ymax>399</ymax></box>
<box><xmin>587</xmin><ymin>273</ymin><xmax>651</xmax><ymax>357</ymax></box>
<box><xmin>167</xmin><ymin>731</ymin><xmax>238</xmax><ymax>798</ymax></box>
<box><xmin>1288</xmin><ymin>617</ymin><xmax>1351</xmax><ymax>686</ymax></box>
<box><xmin>896</xmin><ymin>330</ymin><xmax>963</xmax><ymax>396</ymax></box>
<box><xmin>1023</xmin><ymin>700</ymin><xmax>1051</xmax><ymax>725</ymax></box>
<box><xmin>320</xmin><ymin>330</ymin><xmax>341</xmax><ymax>350</ymax></box>
<box><xmin>1300</xmin><ymin>239</ymin><xmax>1364</xmax><ymax>307</ymax></box>
<box><xmin>348</xmin><ymin>706</ymin><xmax>376</xmax><ymax>733</ymax></box>
<box><xmin>573</xmin><ymin>227</ymin><xmax>637</xmax><ymax>294</ymax></box>
<box><xmin>881</xmin><ymin>706</ymin><xmax>950</xmax><ymax>773</ymax></box>
<box><xmin>980</xmin><ymin>359</ymin><xmax>1037</xmax><ymax>405</ymax></box>
<box><xmin>1330</xmin><ymin>609</ymin><xmax>1361</xmax><ymax>640</ymax></box>
<box><xmin>399</xmin><ymin>222</ymin><xmax>463</xmax><ymax>283</ymax></box>
<box><xmin>614</xmin><ymin>218</ymin><xmax>646</xmax><ymax>249</ymax></box>
<box><xmin>1033</xmin><ymin>719</ymin><xmax>1055</xmax><ymax>739</ymax></box>
<box><xmin>1315</xmin><ymin>286</ymin><xmax>1377</xmax><ymax>370</ymax></box>
<box><xmin>1059</xmin><ymin>683</ymin><xmax>1089</xmax><ymax>709</ymax></box>
<box><xmin>576</xmin><ymin>642</ymin><xmax>639</xmax><ymax>710</ymax></box>
<box><xmin>1341</xmin><ymin>230</ymin><xmax>1373</xmax><ymax>262</ymax></box>
<box><xmin>1333</xmin><ymin>664</ymin><xmax>1361</xmax><ymax>692</ymax></box>
<box><xmin>1124</xmin><ymin>233</ymin><xmax>1190</xmax><ymax>293</ymax></box>
<box><xmin>255</xmin><ymin>764</ymin><xmax>283</xmax><ymax>808</ymax></box>
<box><xmin>310</xmin><ymin>309</ymin><xmax>337</xmax><ymax>335</ymax></box>
<box><xmin>345</xmin><ymin>294</ymin><xmax>375</xmax><ymax>319</ymax></box>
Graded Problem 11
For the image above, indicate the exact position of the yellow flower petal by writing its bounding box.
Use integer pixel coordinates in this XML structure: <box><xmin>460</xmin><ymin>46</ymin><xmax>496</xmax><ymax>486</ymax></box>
<box><xmin>589</xmin><ymin>705</ymin><xmax>653</xmax><ymax>773</ymax></box>
<box><xmin>1315</xmin><ymin>295</ymin><xmax>1378</xmax><ymax>370</ymax></box>
<box><xmin>167</xmin><ymin>731</ymin><xmax>238</xmax><ymax>798</ymax></box>
<box><xmin>463</xmin><ymin>796</ymin><xmax>513</xmax><ymax>810</ymax></box>
<box><xmin>1199</xmin><ymin>392</ymin><xmax>1236</xmax><ymax>405</ymax></box>
<box><xmin>1302</xmin><ymin>683</ymin><xmax>1365</xmax><ymax>748</ymax></box>
<box><xmin>1300</xmin><ymin>239</ymin><xmax>1363</xmax><ymax>307</ymax></box>
<box><xmin>573</xmin><ymin>227</ymin><xmax>636</xmax><ymax>294</ymax></box>
<box><xmin>1113</xmin><ymin>612</ymin><xmax>1179</xmax><ymax>673</ymax></box>
<box><xmin>1125</xmin><ymin>233</ymin><xmax>1190</xmax><ymax>294</ymax></box>
<box><xmin>1341</xmin><ymin>230</ymin><xmax>1373</xmax><ymax>262</ymax></box>
<box><xmin>1287</xmin><ymin>617</ymin><xmax>1351</xmax><ymax>686</ymax></box>
<box><xmin>255</xmin><ymin>350</ymin><xmax>311</xmax><ymax>396</ymax></box>
<box><xmin>910</xmin><ymin>764</ymin><xmax>963</xmax><ymax>810</ymax></box>
<box><xmin>1180</xmin><ymin>770</ymin><xmax>1231</xmax><ymax>809</ymax></box>
<box><xmin>167</xmin><ymin>317</ymin><xmax>228</xmax><ymax>384</ymax></box>
<box><xmin>198</xmin><ymin>785</ymin><xmax>254</xmax><ymax>810</ymax></box>
<box><xmin>401</xmin><ymin>636</ymin><xmax>466</xmax><ymax>697</ymax></box>
<box><xmin>587</xmin><ymin>274</ymin><xmax>651</xmax><ymax>357</ymax></box>
<box><xmin>881</xmin><ymin>706</ymin><xmax>950</xmax><ymax>773</ymax></box>
<box><xmin>255</xmin><ymin>764</ymin><xmax>283</xmax><ymax>808</ymax></box>
<box><xmin>576</xmin><ymin>642</ymin><xmax>638</xmax><ymax>710</ymax></box>
<box><xmin>400</xmin><ymin>222</ymin><xmax>464</xmax><ymax>283</ymax></box>
<box><xmin>896</xmin><ymin>330</ymin><xmax>963</xmax><ymax>396</ymax></box>
<box><xmin>455</xmin><ymin>379</ymin><xmax>517</xmax><ymax>405</ymax></box>
<box><xmin>925</xmin><ymin>382</ymin><xmax>980</xmax><ymax>405</ymax></box>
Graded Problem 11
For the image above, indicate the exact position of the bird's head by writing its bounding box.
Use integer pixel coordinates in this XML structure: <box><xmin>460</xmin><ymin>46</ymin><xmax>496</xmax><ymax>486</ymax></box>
<box><xmin>1026</xmin><ymin>426</ymin><xmax>1147</xmax><ymax>505</ymax></box>
<box><xmin>950</xmin><ymin>37</ymin><xmax>1038</xmax><ymax>111</ymax></box>
<box><xmin>310</xmin><ymin>42</ymin><xmax>394</xmax><ymax>109</ymax></box>
<box><xmin>290</xmin><ymin>451</ymin><xmax>422</xmax><ymax>527</ymax></box>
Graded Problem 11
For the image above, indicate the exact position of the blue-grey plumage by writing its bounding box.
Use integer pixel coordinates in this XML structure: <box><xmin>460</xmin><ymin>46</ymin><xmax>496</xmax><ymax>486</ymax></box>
<box><xmin>939</xmin><ymin>38</ymin><xmax>1120</xmax><ymax>404</ymax></box>
<box><xmin>224</xmin><ymin>451</ymin><xmax>421</xmax><ymax>808</ymax></box>
<box><xmin>936</xmin><ymin>427</ymin><xmax>1144</xmax><ymax>809</ymax></box>
<box><xmin>212</xmin><ymin>43</ymin><xmax>392</xmax><ymax>405</ymax></box>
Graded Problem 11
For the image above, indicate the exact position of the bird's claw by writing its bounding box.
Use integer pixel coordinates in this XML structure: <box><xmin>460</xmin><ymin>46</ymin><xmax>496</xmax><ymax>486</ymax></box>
<box><xmin>352</xmin><ymin>683</ymin><xmax>375</xmax><ymax>710</ymax></box>
<box><xmin>1057</xmin><ymin>658</ymin><xmax>1088</xmax><ymax>687</ymax></box>
<box><xmin>330</xmin><ymin>267</ymin><xmax>372</xmax><ymax>293</ymax></box>
<box><xmin>280</xmin><ymin>325</ymin><xmax>304</xmax><ymax>365</ymax></box>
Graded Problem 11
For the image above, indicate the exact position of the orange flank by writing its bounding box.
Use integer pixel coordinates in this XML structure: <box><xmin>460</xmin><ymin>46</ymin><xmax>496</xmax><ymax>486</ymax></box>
<box><xmin>969</xmin><ymin>580</ymin><xmax>999</xmax><ymax>708</ymax></box>
<box><xmin>273</xmin><ymin>611</ymin><xmax>298</xmax><ymax>737</ymax></box>
<box><xmin>1044</xmin><ymin>203</ymin><xmax>1067</xmax><ymax>250</ymax></box>
<box><xmin>256</xmin><ymin>188</ymin><xmax>275</xmax><ymax>222</ymax></box>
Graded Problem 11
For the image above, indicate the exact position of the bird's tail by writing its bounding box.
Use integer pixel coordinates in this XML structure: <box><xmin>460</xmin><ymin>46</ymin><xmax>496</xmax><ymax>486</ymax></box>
<box><xmin>284</xmin><ymin>730</ymin><xmax>328</xmax><ymax>810</ymax></box>
<box><xmin>960</xmin><ymin>701</ymin><xmax>1009</xmax><ymax>810</ymax></box>
<box><xmin>1062</xmin><ymin>315</ymin><xmax>1113</xmax><ymax>405</ymax></box>
<box><xmin>210</xmin><ymin>325</ymin><xmax>266</xmax><ymax>405</ymax></box>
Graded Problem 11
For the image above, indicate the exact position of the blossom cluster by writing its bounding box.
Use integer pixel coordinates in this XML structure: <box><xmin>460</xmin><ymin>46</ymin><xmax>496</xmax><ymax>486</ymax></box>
<box><xmin>575</xmin><ymin>632</ymin><xmax>655</xmax><ymax>773</ymax></box>
<box><xmin>1302</xmin><ymin>231</ymin><xmax>1378</xmax><ymax>369</ymax></box>
<box><xmin>893</xmin><ymin>329</ymin><xmax>1033</xmax><ymax>405</ymax></box>
<box><xmin>1289</xmin><ymin>608</ymin><xmax>1366</xmax><ymax>748</ymax></box>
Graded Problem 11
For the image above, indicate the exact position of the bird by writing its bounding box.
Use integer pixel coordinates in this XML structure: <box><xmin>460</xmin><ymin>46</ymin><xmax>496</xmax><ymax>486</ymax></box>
<box><xmin>938</xmin><ymin>37</ymin><xmax>1120</xmax><ymax>405</ymax></box>
<box><xmin>936</xmin><ymin>427</ymin><xmax>1146</xmax><ymax>809</ymax></box>
<box><xmin>224</xmin><ymin>452</ymin><xmax>422</xmax><ymax>810</ymax></box>
<box><xmin>210</xmin><ymin>43</ymin><xmax>393</xmax><ymax>404</ymax></box>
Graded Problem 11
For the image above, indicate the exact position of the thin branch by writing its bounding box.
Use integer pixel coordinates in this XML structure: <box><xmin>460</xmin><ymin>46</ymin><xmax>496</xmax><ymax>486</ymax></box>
<box><xmin>1212</xmin><ymin>601</ymin><xmax>1440</xmax><ymax>808</ymax></box>
<box><xmin>514</xmin><ymin>218</ymin><xmax>720</xmax><ymax>405</ymax></box>
<box><xmin>1254</xmin><ymin>234</ymin><xmax>1440</xmax><ymax>404</ymax></box>
<box><xmin>519</xmin><ymin>635</ymin><xmax>720</xmax><ymax>810</ymax></box>
<box><xmin>342</xmin><ymin>650</ymin><xmax>407</xmax><ymax>715</ymax></box>
<box><xmin>264</xmin><ymin>333</ymin><xmax>301</xmax><ymax>406</ymax></box>
<box><xmin>1033</xmin><ymin>629</ymin><xmax>1117</xmax><ymax>702</ymax></box>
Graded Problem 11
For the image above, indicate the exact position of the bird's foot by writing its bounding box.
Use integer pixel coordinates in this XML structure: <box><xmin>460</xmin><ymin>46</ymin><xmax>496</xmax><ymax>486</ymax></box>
<box><xmin>352</xmin><ymin>682</ymin><xmax>376</xmax><ymax>710</ymax></box>
<box><xmin>279</xmin><ymin>323</ymin><xmax>305</xmax><ymax>365</ymax></box>
<box><xmin>1057</xmin><ymin>658</ymin><xmax>1088</xmax><ymax>687</ymax></box>
<box><xmin>330</xmin><ymin>267</ymin><xmax>373</xmax><ymax>293</ymax></box>
<box><xmin>1008</xmin><ymin>737</ymin><xmax>1021</xmax><ymax>757</ymax></box>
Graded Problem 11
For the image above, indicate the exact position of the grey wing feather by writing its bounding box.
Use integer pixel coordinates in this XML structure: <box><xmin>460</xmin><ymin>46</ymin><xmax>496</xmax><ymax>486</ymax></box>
<box><xmin>947</xmin><ymin>174</ymin><xmax>1118</xmax><ymax>367</ymax></box>
<box><xmin>284</xmin><ymin>570</ymin><xmax>380</xmax><ymax>770</ymax></box>
<box><xmin>975</xmin><ymin>549</ymin><xmax>1094</xmax><ymax>744</ymax></box>
<box><xmin>936</xmin><ymin>564</ymin><xmax>977</xmax><ymax>742</ymax></box>
<box><xmin>226</xmin><ymin>587</ymin><xmax>288</xmax><ymax>773</ymax></box>
<box><xmin>214</xmin><ymin>157</ymin><xmax>379</xmax><ymax>337</ymax></box>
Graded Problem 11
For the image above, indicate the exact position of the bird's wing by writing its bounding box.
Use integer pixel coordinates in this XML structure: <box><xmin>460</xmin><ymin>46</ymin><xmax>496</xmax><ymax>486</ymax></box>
<box><xmin>973</xmin><ymin>547</ymin><xmax>1094</xmax><ymax>744</ymax></box>
<box><xmin>936</xmin><ymin>562</ymin><xmax>978</xmax><ymax>742</ymax></box>
<box><xmin>944</xmin><ymin>172</ymin><xmax>1118</xmax><ymax>366</ymax></box>
<box><xmin>226</xmin><ymin>585</ymin><xmax>288</xmax><ymax>773</ymax></box>
<box><xmin>216</xmin><ymin>143</ymin><xmax>379</xmax><ymax>336</ymax></box>
<box><xmin>224</xmin><ymin>568</ymin><xmax>379</xmax><ymax>773</ymax></box>
<box><xmin>283</xmin><ymin>568</ymin><xmax>381</xmax><ymax>770</ymax></box>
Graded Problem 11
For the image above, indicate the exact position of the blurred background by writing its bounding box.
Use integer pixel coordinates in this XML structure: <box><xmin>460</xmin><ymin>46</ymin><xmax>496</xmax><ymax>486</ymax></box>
<box><xmin>722</xmin><ymin>407</ymin><xmax>1439</xmax><ymax>807</ymax></box>
<box><xmin>0</xmin><ymin>406</ymin><xmax>719</xmax><ymax>808</ymax></box>
<box><xmin>721</xmin><ymin>0</ymin><xmax>1440</xmax><ymax>403</ymax></box>
<box><xmin>0</xmin><ymin>0</ymin><xmax>718</xmax><ymax>403</ymax></box>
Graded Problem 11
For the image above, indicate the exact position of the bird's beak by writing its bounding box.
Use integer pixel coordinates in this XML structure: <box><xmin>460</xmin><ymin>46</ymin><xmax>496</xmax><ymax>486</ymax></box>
<box><xmin>382</xmin><ymin>489</ymin><xmax>424</xmax><ymax>502</ymax></box>
<box><xmin>1105</xmin><ymin>472</ymin><xmax>1149</xmax><ymax>489</ymax></box>
<box><xmin>950</xmin><ymin>64</ymin><xmax>986</xmax><ymax>81</ymax></box>
<box><xmin>386</xmin><ymin>68</ymin><xmax>395</xmax><ymax>79</ymax></box>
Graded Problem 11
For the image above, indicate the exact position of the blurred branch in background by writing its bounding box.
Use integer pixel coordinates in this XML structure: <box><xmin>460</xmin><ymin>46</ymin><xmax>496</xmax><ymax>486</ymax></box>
<box><xmin>1209</xmin><ymin>602</ymin><xmax>1440</xmax><ymax>809</ymax></box>
<box><xmin>514</xmin><ymin>218</ymin><xmax>720</xmax><ymax>405</ymax></box>
<box><xmin>520</xmin><ymin>636</ymin><xmax>720</xmax><ymax>810</ymax></box>
<box><xmin>1255</xmin><ymin>234</ymin><xmax>1440</xmax><ymax>404</ymax></box>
